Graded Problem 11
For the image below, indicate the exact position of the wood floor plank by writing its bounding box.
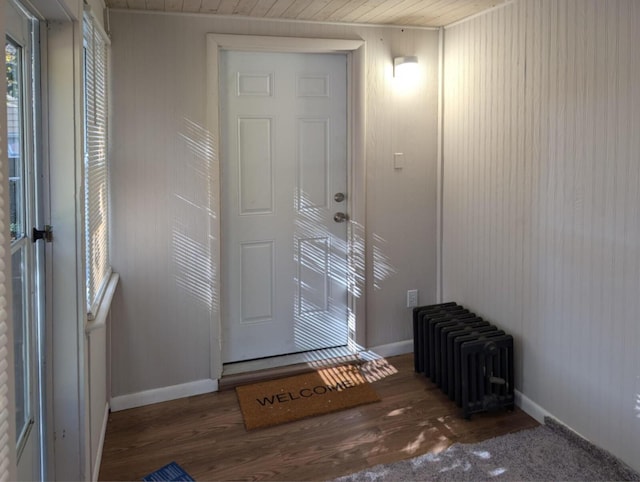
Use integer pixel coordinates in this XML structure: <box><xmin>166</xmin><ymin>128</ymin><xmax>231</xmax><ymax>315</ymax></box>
<box><xmin>99</xmin><ymin>354</ymin><xmax>538</xmax><ymax>481</ymax></box>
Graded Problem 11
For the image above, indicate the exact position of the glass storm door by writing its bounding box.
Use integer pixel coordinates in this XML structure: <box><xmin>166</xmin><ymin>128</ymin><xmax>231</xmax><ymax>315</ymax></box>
<box><xmin>6</xmin><ymin>0</ymin><xmax>45</xmax><ymax>479</ymax></box>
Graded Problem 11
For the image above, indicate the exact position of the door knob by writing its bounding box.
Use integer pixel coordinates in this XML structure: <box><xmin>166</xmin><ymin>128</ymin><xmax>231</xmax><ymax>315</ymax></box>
<box><xmin>32</xmin><ymin>225</ymin><xmax>53</xmax><ymax>243</ymax></box>
<box><xmin>334</xmin><ymin>192</ymin><xmax>346</xmax><ymax>202</ymax></box>
<box><xmin>333</xmin><ymin>212</ymin><xmax>348</xmax><ymax>223</ymax></box>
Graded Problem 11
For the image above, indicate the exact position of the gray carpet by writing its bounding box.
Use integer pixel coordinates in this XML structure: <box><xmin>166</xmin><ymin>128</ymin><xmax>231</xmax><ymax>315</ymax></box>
<box><xmin>337</xmin><ymin>418</ymin><xmax>640</xmax><ymax>481</ymax></box>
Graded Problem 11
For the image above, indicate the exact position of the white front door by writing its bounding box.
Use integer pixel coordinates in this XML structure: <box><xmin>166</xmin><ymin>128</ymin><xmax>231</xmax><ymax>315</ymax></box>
<box><xmin>5</xmin><ymin>1</ymin><xmax>45</xmax><ymax>479</ymax></box>
<box><xmin>221</xmin><ymin>50</ymin><xmax>349</xmax><ymax>363</ymax></box>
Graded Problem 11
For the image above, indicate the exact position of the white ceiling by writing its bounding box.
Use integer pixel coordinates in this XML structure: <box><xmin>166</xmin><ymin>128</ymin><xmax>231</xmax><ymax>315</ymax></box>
<box><xmin>104</xmin><ymin>0</ymin><xmax>507</xmax><ymax>28</ymax></box>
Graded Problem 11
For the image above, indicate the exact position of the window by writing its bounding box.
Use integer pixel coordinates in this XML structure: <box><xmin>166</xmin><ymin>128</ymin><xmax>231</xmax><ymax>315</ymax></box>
<box><xmin>83</xmin><ymin>12</ymin><xmax>111</xmax><ymax>319</ymax></box>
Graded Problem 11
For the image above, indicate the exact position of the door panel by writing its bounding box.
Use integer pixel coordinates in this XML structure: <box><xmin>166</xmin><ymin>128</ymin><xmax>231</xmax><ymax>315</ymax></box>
<box><xmin>298</xmin><ymin>118</ymin><xmax>329</xmax><ymax>209</ymax></box>
<box><xmin>238</xmin><ymin>117</ymin><xmax>273</xmax><ymax>214</ymax></box>
<box><xmin>221</xmin><ymin>51</ymin><xmax>348</xmax><ymax>363</ymax></box>
<box><xmin>298</xmin><ymin>236</ymin><xmax>329</xmax><ymax>313</ymax></box>
<box><xmin>240</xmin><ymin>241</ymin><xmax>274</xmax><ymax>322</ymax></box>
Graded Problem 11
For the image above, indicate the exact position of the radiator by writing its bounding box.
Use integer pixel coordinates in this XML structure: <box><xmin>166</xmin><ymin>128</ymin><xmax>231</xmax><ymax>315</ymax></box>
<box><xmin>412</xmin><ymin>302</ymin><xmax>515</xmax><ymax>419</ymax></box>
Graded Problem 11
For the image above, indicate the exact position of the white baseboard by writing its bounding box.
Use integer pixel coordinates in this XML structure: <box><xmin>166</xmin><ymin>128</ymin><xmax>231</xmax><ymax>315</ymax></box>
<box><xmin>110</xmin><ymin>378</ymin><xmax>219</xmax><ymax>412</ymax></box>
<box><xmin>366</xmin><ymin>339</ymin><xmax>413</xmax><ymax>358</ymax></box>
<box><xmin>515</xmin><ymin>390</ymin><xmax>593</xmax><ymax>443</ymax></box>
<box><xmin>92</xmin><ymin>402</ymin><xmax>109</xmax><ymax>482</ymax></box>
<box><xmin>514</xmin><ymin>389</ymin><xmax>552</xmax><ymax>424</ymax></box>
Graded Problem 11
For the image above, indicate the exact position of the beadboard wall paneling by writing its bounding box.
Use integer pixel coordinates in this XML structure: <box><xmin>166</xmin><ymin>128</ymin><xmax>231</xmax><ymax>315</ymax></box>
<box><xmin>443</xmin><ymin>0</ymin><xmax>640</xmax><ymax>471</ymax></box>
<box><xmin>109</xmin><ymin>11</ymin><xmax>438</xmax><ymax>397</ymax></box>
<box><xmin>88</xmin><ymin>324</ymin><xmax>108</xmax><ymax>481</ymax></box>
<box><xmin>105</xmin><ymin>0</ymin><xmax>507</xmax><ymax>28</ymax></box>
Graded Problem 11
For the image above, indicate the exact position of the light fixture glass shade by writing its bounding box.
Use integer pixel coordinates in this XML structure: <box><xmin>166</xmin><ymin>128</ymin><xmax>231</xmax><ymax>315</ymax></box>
<box><xmin>393</xmin><ymin>56</ymin><xmax>419</xmax><ymax>78</ymax></box>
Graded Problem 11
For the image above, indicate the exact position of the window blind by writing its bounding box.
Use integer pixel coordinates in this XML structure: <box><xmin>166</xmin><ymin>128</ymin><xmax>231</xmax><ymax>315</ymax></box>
<box><xmin>83</xmin><ymin>13</ymin><xmax>111</xmax><ymax>319</ymax></box>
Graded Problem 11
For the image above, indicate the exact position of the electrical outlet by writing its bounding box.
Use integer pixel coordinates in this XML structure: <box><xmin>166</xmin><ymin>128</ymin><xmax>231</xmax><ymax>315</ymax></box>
<box><xmin>407</xmin><ymin>289</ymin><xmax>418</xmax><ymax>308</ymax></box>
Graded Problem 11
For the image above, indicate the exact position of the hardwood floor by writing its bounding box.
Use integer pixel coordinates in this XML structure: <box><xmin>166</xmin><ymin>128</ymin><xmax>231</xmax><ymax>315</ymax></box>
<box><xmin>99</xmin><ymin>354</ymin><xmax>538</xmax><ymax>481</ymax></box>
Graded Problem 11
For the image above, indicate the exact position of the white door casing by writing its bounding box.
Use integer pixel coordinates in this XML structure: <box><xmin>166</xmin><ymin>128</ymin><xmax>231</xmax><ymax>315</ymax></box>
<box><xmin>207</xmin><ymin>35</ymin><xmax>366</xmax><ymax>376</ymax></box>
<box><xmin>220</xmin><ymin>51</ymin><xmax>348</xmax><ymax>363</ymax></box>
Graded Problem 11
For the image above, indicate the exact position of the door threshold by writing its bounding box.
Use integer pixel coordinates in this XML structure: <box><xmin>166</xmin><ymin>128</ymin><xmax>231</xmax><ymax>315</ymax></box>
<box><xmin>220</xmin><ymin>346</ymin><xmax>361</xmax><ymax>390</ymax></box>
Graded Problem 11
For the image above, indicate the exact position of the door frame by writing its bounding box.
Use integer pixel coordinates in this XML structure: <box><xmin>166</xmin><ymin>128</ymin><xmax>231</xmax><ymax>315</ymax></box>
<box><xmin>206</xmin><ymin>34</ymin><xmax>366</xmax><ymax>380</ymax></box>
<box><xmin>5</xmin><ymin>1</ymin><xmax>46</xmax><ymax>478</ymax></box>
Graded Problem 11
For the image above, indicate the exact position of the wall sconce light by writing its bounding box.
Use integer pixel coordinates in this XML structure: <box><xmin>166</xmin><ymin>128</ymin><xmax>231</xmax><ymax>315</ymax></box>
<box><xmin>393</xmin><ymin>56</ymin><xmax>419</xmax><ymax>78</ymax></box>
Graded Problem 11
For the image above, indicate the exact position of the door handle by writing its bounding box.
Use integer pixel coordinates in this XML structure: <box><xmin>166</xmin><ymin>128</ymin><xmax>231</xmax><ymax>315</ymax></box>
<box><xmin>32</xmin><ymin>225</ymin><xmax>53</xmax><ymax>243</ymax></box>
<box><xmin>333</xmin><ymin>212</ymin><xmax>348</xmax><ymax>223</ymax></box>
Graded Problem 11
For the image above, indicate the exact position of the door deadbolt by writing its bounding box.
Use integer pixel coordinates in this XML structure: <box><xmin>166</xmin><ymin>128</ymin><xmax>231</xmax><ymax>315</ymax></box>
<box><xmin>334</xmin><ymin>192</ymin><xmax>346</xmax><ymax>202</ymax></box>
<box><xmin>333</xmin><ymin>212</ymin><xmax>348</xmax><ymax>223</ymax></box>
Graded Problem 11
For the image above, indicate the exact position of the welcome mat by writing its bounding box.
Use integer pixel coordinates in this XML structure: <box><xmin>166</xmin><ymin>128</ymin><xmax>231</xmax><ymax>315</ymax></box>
<box><xmin>236</xmin><ymin>365</ymin><xmax>380</xmax><ymax>430</ymax></box>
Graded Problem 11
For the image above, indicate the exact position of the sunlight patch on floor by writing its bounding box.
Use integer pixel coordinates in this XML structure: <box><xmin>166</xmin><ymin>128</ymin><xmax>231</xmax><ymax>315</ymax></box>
<box><xmin>438</xmin><ymin>458</ymin><xmax>471</xmax><ymax>473</ymax></box>
<box><xmin>387</xmin><ymin>407</ymin><xmax>410</xmax><ymax>417</ymax></box>
<box><xmin>317</xmin><ymin>364</ymin><xmax>366</xmax><ymax>388</ymax></box>
<box><xmin>358</xmin><ymin>356</ymin><xmax>399</xmax><ymax>383</ymax></box>
<box><xmin>471</xmin><ymin>449</ymin><xmax>491</xmax><ymax>459</ymax></box>
<box><xmin>402</xmin><ymin>430</ymin><xmax>427</xmax><ymax>455</ymax></box>
<box><xmin>411</xmin><ymin>446</ymin><xmax>510</xmax><ymax>478</ymax></box>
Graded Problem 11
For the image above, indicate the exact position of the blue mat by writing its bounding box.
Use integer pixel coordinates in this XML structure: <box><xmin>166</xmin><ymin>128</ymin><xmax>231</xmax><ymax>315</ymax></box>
<box><xmin>142</xmin><ymin>462</ymin><xmax>195</xmax><ymax>481</ymax></box>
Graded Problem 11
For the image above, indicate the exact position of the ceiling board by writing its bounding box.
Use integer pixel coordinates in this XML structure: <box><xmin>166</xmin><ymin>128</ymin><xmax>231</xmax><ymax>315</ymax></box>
<box><xmin>104</xmin><ymin>0</ymin><xmax>507</xmax><ymax>27</ymax></box>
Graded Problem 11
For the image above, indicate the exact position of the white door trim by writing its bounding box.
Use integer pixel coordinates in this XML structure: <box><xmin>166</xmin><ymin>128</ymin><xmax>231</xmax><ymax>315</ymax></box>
<box><xmin>206</xmin><ymin>34</ymin><xmax>367</xmax><ymax>379</ymax></box>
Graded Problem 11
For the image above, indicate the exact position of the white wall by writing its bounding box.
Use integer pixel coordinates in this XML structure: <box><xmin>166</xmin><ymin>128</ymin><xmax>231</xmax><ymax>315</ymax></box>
<box><xmin>108</xmin><ymin>11</ymin><xmax>439</xmax><ymax>398</ymax></box>
<box><xmin>443</xmin><ymin>0</ymin><xmax>640</xmax><ymax>471</ymax></box>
